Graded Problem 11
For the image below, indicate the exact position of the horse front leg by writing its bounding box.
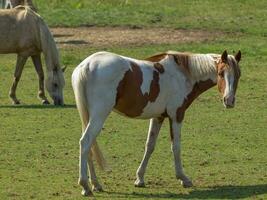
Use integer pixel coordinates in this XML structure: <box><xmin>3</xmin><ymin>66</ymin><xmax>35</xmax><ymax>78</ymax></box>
<box><xmin>135</xmin><ymin>117</ymin><xmax>164</xmax><ymax>187</ymax></box>
<box><xmin>169</xmin><ymin>118</ymin><xmax>193</xmax><ymax>188</ymax></box>
<box><xmin>9</xmin><ymin>55</ymin><xmax>28</xmax><ymax>104</ymax></box>
<box><xmin>31</xmin><ymin>55</ymin><xmax>50</xmax><ymax>104</ymax></box>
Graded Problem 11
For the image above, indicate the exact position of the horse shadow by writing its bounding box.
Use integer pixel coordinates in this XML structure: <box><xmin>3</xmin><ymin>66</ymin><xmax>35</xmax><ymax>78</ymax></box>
<box><xmin>105</xmin><ymin>184</ymin><xmax>267</xmax><ymax>199</ymax></box>
<box><xmin>57</xmin><ymin>40</ymin><xmax>88</xmax><ymax>45</ymax></box>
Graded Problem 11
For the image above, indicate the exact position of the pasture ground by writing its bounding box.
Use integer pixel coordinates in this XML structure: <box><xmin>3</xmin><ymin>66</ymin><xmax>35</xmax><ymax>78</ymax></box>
<box><xmin>0</xmin><ymin>0</ymin><xmax>267</xmax><ymax>199</ymax></box>
<box><xmin>51</xmin><ymin>27</ymin><xmax>224</xmax><ymax>48</ymax></box>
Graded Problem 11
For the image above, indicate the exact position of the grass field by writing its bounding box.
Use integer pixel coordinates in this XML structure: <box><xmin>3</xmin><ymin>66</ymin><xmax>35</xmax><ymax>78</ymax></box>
<box><xmin>0</xmin><ymin>0</ymin><xmax>267</xmax><ymax>199</ymax></box>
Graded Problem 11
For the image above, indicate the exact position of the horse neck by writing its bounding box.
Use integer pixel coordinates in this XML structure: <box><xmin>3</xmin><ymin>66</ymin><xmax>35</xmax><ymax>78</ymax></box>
<box><xmin>186</xmin><ymin>54</ymin><xmax>218</xmax><ymax>100</ymax></box>
<box><xmin>188</xmin><ymin>54</ymin><xmax>218</xmax><ymax>84</ymax></box>
<box><xmin>39</xmin><ymin>21</ymin><xmax>60</xmax><ymax>72</ymax></box>
<box><xmin>43</xmin><ymin>42</ymin><xmax>60</xmax><ymax>72</ymax></box>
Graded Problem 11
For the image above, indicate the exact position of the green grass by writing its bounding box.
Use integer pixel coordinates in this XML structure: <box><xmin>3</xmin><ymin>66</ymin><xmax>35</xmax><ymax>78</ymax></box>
<box><xmin>1</xmin><ymin>41</ymin><xmax>266</xmax><ymax>199</ymax></box>
<box><xmin>35</xmin><ymin>0</ymin><xmax>267</xmax><ymax>36</ymax></box>
<box><xmin>1</xmin><ymin>0</ymin><xmax>267</xmax><ymax>199</ymax></box>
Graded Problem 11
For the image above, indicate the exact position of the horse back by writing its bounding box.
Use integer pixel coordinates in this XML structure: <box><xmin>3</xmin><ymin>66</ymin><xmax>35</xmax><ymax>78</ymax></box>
<box><xmin>80</xmin><ymin>52</ymin><xmax>170</xmax><ymax>119</ymax></box>
<box><xmin>0</xmin><ymin>6</ymin><xmax>41</xmax><ymax>54</ymax></box>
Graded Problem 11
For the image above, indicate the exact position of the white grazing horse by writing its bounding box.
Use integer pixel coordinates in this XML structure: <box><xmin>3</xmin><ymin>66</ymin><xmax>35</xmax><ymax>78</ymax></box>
<box><xmin>72</xmin><ymin>50</ymin><xmax>241</xmax><ymax>196</ymax></box>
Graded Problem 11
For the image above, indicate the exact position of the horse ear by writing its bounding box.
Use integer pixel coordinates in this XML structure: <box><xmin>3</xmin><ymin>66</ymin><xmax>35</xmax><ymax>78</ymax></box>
<box><xmin>221</xmin><ymin>50</ymin><xmax>228</xmax><ymax>63</ymax></box>
<box><xmin>62</xmin><ymin>66</ymin><xmax>67</xmax><ymax>72</ymax></box>
<box><xmin>235</xmin><ymin>50</ymin><xmax>241</xmax><ymax>63</ymax></box>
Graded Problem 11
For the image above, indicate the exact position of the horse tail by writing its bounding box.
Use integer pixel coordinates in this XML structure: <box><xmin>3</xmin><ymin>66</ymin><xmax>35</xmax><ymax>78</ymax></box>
<box><xmin>91</xmin><ymin>141</ymin><xmax>107</xmax><ymax>170</ymax></box>
<box><xmin>72</xmin><ymin>67</ymin><xmax>107</xmax><ymax>171</ymax></box>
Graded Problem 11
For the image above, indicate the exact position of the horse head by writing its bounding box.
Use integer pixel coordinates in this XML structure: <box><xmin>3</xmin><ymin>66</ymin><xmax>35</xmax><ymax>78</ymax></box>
<box><xmin>216</xmin><ymin>50</ymin><xmax>241</xmax><ymax>108</ymax></box>
<box><xmin>45</xmin><ymin>67</ymin><xmax>66</xmax><ymax>106</ymax></box>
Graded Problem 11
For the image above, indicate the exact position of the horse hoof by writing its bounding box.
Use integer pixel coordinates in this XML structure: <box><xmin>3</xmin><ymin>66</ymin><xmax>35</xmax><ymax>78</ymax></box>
<box><xmin>42</xmin><ymin>100</ymin><xmax>50</xmax><ymax>105</ymax></box>
<box><xmin>92</xmin><ymin>185</ymin><xmax>104</xmax><ymax>192</ymax></box>
<box><xmin>81</xmin><ymin>189</ymin><xmax>93</xmax><ymax>196</ymax></box>
<box><xmin>181</xmin><ymin>179</ymin><xmax>193</xmax><ymax>188</ymax></box>
<box><xmin>134</xmin><ymin>179</ymin><xmax>145</xmax><ymax>187</ymax></box>
<box><xmin>13</xmin><ymin>100</ymin><xmax>20</xmax><ymax>105</ymax></box>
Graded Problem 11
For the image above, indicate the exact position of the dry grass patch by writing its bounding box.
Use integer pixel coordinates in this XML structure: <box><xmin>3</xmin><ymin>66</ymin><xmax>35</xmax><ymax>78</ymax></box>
<box><xmin>52</xmin><ymin>27</ymin><xmax>227</xmax><ymax>48</ymax></box>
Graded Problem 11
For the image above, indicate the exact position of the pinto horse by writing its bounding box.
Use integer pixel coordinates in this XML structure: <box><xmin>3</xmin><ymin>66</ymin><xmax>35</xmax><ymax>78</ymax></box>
<box><xmin>0</xmin><ymin>6</ymin><xmax>65</xmax><ymax>105</ymax></box>
<box><xmin>72</xmin><ymin>50</ymin><xmax>241</xmax><ymax>196</ymax></box>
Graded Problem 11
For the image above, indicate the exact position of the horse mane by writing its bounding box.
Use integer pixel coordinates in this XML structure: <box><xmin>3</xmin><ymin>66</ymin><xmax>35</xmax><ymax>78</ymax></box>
<box><xmin>186</xmin><ymin>53</ymin><xmax>218</xmax><ymax>79</ymax></box>
<box><xmin>145</xmin><ymin>51</ymin><xmax>218</xmax><ymax>80</ymax></box>
<box><xmin>38</xmin><ymin>16</ymin><xmax>61</xmax><ymax>72</ymax></box>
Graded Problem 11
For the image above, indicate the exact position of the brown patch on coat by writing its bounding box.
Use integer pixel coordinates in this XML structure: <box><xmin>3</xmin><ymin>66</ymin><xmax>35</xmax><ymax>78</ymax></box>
<box><xmin>216</xmin><ymin>60</ymin><xmax>228</xmax><ymax>96</ymax></box>
<box><xmin>217</xmin><ymin>76</ymin><xmax>226</xmax><ymax>96</ymax></box>
<box><xmin>154</xmin><ymin>63</ymin><xmax>165</xmax><ymax>73</ymax></box>
<box><xmin>216</xmin><ymin>59</ymin><xmax>229</xmax><ymax>96</ymax></box>
<box><xmin>115</xmin><ymin>61</ymin><xmax>160</xmax><ymax>117</ymax></box>
<box><xmin>144</xmin><ymin>71</ymin><xmax>160</xmax><ymax>102</ymax></box>
<box><xmin>146</xmin><ymin>52</ymin><xmax>192</xmax><ymax>77</ymax></box>
<box><xmin>145</xmin><ymin>53</ymin><xmax>167</xmax><ymax>62</ymax></box>
<box><xmin>176</xmin><ymin>79</ymin><xmax>216</xmax><ymax>122</ymax></box>
<box><xmin>172</xmin><ymin>53</ymin><xmax>191</xmax><ymax>77</ymax></box>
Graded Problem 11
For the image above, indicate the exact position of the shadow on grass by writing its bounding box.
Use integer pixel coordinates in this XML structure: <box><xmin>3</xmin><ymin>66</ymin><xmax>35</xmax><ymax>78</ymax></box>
<box><xmin>0</xmin><ymin>104</ymin><xmax>76</xmax><ymax>109</ymax></box>
<box><xmin>105</xmin><ymin>184</ymin><xmax>267</xmax><ymax>199</ymax></box>
<box><xmin>57</xmin><ymin>40</ymin><xmax>88</xmax><ymax>45</ymax></box>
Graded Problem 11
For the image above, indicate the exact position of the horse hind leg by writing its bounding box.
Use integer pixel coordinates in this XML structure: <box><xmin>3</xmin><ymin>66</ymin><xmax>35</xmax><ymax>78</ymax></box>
<box><xmin>79</xmin><ymin>118</ymin><xmax>102</xmax><ymax>196</ymax></box>
<box><xmin>78</xmin><ymin>103</ymin><xmax>103</xmax><ymax>192</ymax></box>
<box><xmin>79</xmin><ymin>104</ymin><xmax>112</xmax><ymax>196</ymax></box>
<box><xmin>76</xmin><ymin>92</ymin><xmax>104</xmax><ymax>192</ymax></box>
<box><xmin>31</xmin><ymin>55</ymin><xmax>50</xmax><ymax>104</ymax></box>
<box><xmin>88</xmin><ymin>149</ymin><xmax>103</xmax><ymax>192</ymax></box>
<box><xmin>9</xmin><ymin>55</ymin><xmax>28</xmax><ymax>104</ymax></box>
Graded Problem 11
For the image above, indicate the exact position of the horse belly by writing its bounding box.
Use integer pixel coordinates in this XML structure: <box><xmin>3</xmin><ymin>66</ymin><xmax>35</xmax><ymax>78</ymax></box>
<box><xmin>113</xmin><ymin>101</ymin><xmax>165</xmax><ymax>119</ymax></box>
<box><xmin>136</xmin><ymin>100</ymin><xmax>166</xmax><ymax>119</ymax></box>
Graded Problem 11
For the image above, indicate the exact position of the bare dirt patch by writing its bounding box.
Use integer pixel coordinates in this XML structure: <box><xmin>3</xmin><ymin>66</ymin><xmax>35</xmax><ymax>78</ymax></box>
<box><xmin>51</xmin><ymin>27</ymin><xmax>223</xmax><ymax>49</ymax></box>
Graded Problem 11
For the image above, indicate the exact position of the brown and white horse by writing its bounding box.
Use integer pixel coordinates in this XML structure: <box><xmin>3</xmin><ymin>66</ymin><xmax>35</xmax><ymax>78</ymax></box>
<box><xmin>72</xmin><ymin>50</ymin><xmax>241</xmax><ymax>196</ymax></box>
<box><xmin>0</xmin><ymin>6</ymin><xmax>65</xmax><ymax>105</ymax></box>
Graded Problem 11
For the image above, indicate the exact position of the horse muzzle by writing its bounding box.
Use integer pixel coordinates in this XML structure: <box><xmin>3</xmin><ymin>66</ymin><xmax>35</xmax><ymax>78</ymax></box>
<box><xmin>53</xmin><ymin>97</ymin><xmax>64</xmax><ymax>106</ymax></box>
<box><xmin>223</xmin><ymin>95</ymin><xmax>235</xmax><ymax>108</ymax></box>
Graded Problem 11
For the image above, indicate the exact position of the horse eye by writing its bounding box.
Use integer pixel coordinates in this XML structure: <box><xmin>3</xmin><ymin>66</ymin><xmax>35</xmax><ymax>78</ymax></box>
<box><xmin>54</xmin><ymin>83</ymin><xmax>58</xmax><ymax>88</ymax></box>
